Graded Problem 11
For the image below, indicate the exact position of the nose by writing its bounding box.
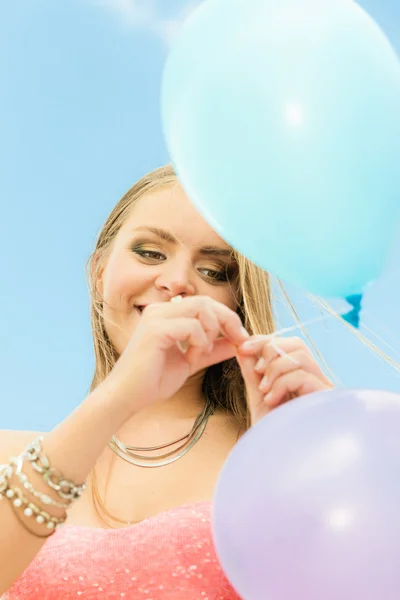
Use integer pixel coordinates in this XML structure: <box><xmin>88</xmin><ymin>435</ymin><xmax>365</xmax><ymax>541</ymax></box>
<box><xmin>154</xmin><ymin>259</ymin><xmax>195</xmax><ymax>300</ymax></box>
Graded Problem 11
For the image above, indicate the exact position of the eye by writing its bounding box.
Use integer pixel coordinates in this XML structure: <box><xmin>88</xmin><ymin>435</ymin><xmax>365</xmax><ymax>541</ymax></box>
<box><xmin>199</xmin><ymin>267</ymin><xmax>230</xmax><ymax>283</ymax></box>
<box><xmin>133</xmin><ymin>248</ymin><xmax>166</xmax><ymax>261</ymax></box>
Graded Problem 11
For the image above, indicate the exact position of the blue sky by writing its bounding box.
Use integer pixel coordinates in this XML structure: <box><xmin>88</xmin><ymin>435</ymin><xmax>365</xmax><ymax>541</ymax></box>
<box><xmin>1</xmin><ymin>0</ymin><xmax>400</xmax><ymax>432</ymax></box>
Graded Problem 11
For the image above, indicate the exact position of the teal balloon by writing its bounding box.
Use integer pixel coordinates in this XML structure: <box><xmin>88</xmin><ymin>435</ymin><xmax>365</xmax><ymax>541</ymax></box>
<box><xmin>161</xmin><ymin>0</ymin><xmax>400</xmax><ymax>297</ymax></box>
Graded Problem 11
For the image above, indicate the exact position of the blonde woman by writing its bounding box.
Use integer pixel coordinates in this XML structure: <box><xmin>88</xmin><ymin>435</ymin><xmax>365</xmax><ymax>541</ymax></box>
<box><xmin>0</xmin><ymin>165</ymin><xmax>333</xmax><ymax>599</ymax></box>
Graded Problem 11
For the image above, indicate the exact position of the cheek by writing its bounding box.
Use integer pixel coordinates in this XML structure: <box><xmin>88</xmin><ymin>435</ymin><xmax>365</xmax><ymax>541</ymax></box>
<box><xmin>208</xmin><ymin>286</ymin><xmax>238</xmax><ymax>312</ymax></box>
<box><xmin>102</xmin><ymin>269</ymin><xmax>128</xmax><ymax>301</ymax></box>
<box><xmin>102</xmin><ymin>255</ymin><xmax>139</xmax><ymax>301</ymax></box>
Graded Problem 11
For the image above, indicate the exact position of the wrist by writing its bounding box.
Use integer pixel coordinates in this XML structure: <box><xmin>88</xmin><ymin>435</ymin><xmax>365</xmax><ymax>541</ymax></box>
<box><xmin>93</xmin><ymin>376</ymin><xmax>142</xmax><ymax>427</ymax></box>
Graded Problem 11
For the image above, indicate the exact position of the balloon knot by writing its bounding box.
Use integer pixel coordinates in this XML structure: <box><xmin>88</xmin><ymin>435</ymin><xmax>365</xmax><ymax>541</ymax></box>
<box><xmin>341</xmin><ymin>294</ymin><xmax>363</xmax><ymax>329</ymax></box>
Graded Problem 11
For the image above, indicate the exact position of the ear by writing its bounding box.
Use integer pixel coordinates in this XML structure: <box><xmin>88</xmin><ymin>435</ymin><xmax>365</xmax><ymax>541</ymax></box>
<box><xmin>91</xmin><ymin>252</ymin><xmax>104</xmax><ymax>299</ymax></box>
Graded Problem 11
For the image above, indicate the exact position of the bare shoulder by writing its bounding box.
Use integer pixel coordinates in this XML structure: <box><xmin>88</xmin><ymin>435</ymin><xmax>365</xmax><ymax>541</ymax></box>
<box><xmin>0</xmin><ymin>429</ymin><xmax>45</xmax><ymax>464</ymax></box>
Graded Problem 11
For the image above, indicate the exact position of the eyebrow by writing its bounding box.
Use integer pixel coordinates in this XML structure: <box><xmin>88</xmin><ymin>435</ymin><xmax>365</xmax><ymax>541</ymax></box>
<box><xmin>132</xmin><ymin>226</ymin><xmax>233</xmax><ymax>258</ymax></box>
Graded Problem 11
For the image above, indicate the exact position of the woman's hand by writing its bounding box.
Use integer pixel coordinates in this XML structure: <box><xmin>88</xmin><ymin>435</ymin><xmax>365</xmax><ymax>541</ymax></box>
<box><xmin>105</xmin><ymin>295</ymin><xmax>247</xmax><ymax>416</ymax></box>
<box><xmin>236</xmin><ymin>335</ymin><xmax>334</xmax><ymax>426</ymax></box>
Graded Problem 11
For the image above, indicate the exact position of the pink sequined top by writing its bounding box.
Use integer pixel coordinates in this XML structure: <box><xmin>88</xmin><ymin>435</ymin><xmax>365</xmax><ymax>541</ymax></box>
<box><xmin>2</xmin><ymin>500</ymin><xmax>242</xmax><ymax>600</ymax></box>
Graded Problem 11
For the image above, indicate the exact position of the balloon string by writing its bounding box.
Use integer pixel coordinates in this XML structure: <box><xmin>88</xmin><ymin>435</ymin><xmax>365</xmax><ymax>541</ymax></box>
<box><xmin>357</xmin><ymin>309</ymin><xmax>400</xmax><ymax>362</ymax></box>
<box><xmin>265</xmin><ymin>295</ymin><xmax>362</xmax><ymax>339</ymax></box>
<box><xmin>265</xmin><ymin>315</ymin><xmax>331</xmax><ymax>338</ymax></box>
<box><xmin>247</xmin><ymin>298</ymin><xmax>362</xmax><ymax>371</ymax></box>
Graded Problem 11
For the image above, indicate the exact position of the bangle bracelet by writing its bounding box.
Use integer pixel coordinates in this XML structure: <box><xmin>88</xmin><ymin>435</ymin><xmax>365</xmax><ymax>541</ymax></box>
<box><xmin>24</xmin><ymin>437</ymin><xmax>86</xmax><ymax>502</ymax></box>
<box><xmin>8</xmin><ymin>500</ymin><xmax>57</xmax><ymax>539</ymax></box>
<box><xmin>10</xmin><ymin>455</ymin><xmax>71</xmax><ymax>510</ymax></box>
<box><xmin>1</xmin><ymin>484</ymin><xmax>66</xmax><ymax>530</ymax></box>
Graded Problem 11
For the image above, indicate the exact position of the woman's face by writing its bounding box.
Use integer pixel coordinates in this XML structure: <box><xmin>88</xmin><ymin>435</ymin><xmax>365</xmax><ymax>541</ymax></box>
<box><xmin>96</xmin><ymin>184</ymin><xmax>239</xmax><ymax>355</ymax></box>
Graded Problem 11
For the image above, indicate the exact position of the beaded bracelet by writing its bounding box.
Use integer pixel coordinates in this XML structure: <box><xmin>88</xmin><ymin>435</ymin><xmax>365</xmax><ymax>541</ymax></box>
<box><xmin>0</xmin><ymin>465</ymin><xmax>66</xmax><ymax>536</ymax></box>
<box><xmin>8</xmin><ymin>500</ymin><xmax>57</xmax><ymax>539</ymax></box>
<box><xmin>2</xmin><ymin>485</ymin><xmax>66</xmax><ymax>529</ymax></box>
<box><xmin>10</xmin><ymin>454</ymin><xmax>71</xmax><ymax>510</ymax></box>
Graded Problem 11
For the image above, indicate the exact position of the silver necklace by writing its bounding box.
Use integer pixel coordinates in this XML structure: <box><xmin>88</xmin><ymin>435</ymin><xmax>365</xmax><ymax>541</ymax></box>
<box><xmin>108</xmin><ymin>398</ymin><xmax>214</xmax><ymax>468</ymax></box>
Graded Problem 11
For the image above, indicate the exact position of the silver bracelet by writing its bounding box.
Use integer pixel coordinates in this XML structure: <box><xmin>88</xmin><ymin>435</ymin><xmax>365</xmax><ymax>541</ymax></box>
<box><xmin>10</xmin><ymin>455</ymin><xmax>71</xmax><ymax>509</ymax></box>
<box><xmin>24</xmin><ymin>437</ymin><xmax>87</xmax><ymax>502</ymax></box>
<box><xmin>0</xmin><ymin>464</ymin><xmax>66</xmax><ymax>532</ymax></box>
<box><xmin>0</xmin><ymin>463</ymin><xmax>13</xmax><ymax>494</ymax></box>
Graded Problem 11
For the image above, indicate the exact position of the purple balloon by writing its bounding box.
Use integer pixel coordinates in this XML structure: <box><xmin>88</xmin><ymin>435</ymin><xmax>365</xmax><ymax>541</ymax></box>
<box><xmin>212</xmin><ymin>389</ymin><xmax>400</xmax><ymax>600</ymax></box>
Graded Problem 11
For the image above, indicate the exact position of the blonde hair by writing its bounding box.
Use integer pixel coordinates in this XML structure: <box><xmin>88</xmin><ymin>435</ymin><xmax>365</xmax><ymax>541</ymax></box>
<box><xmin>86</xmin><ymin>164</ymin><xmax>279</xmax><ymax>430</ymax></box>
<box><xmin>84</xmin><ymin>164</ymin><xmax>396</xmax><ymax>527</ymax></box>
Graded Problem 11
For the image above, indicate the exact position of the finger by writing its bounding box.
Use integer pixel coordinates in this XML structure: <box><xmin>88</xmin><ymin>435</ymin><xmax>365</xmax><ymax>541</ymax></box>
<box><xmin>192</xmin><ymin>296</ymin><xmax>249</xmax><ymax>345</ymax></box>
<box><xmin>146</xmin><ymin>296</ymin><xmax>248</xmax><ymax>345</ymax></box>
<box><xmin>235</xmin><ymin>349</ymin><xmax>260</xmax><ymax>390</ymax></box>
<box><xmin>237</xmin><ymin>334</ymin><xmax>275</xmax><ymax>356</ymax></box>
<box><xmin>263</xmin><ymin>350</ymin><xmax>332</xmax><ymax>391</ymax></box>
<box><xmin>145</xmin><ymin>298</ymin><xmax>220</xmax><ymax>344</ymax></box>
<box><xmin>262</xmin><ymin>337</ymin><xmax>310</xmax><ymax>366</ymax></box>
<box><xmin>189</xmin><ymin>337</ymin><xmax>238</xmax><ymax>373</ymax></box>
<box><xmin>258</xmin><ymin>350</ymin><xmax>306</xmax><ymax>394</ymax></box>
<box><xmin>158</xmin><ymin>318</ymin><xmax>210</xmax><ymax>351</ymax></box>
<box><xmin>264</xmin><ymin>371</ymin><xmax>330</xmax><ymax>409</ymax></box>
<box><xmin>239</xmin><ymin>336</ymin><xmax>306</xmax><ymax>362</ymax></box>
<box><xmin>250</xmin><ymin>337</ymin><xmax>307</xmax><ymax>374</ymax></box>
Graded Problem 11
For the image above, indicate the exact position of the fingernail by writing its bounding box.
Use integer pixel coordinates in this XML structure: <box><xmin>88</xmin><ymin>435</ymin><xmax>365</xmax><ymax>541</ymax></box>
<box><xmin>255</xmin><ymin>357</ymin><xmax>266</xmax><ymax>371</ymax></box>
<box><xmin>240</xmin><ymin>327</ymin><xmax>250</xmax><ymax>339</ymax></box>
<box><xmin>258</xmin><ymin>375</ymin><xmax>269</xmax><ymax>392</ymax></box>
<box><xmin>264</xmin><ymin>391</ymin><xmax>273</xmax><ymax>404</ymax></box>
<box><xmin>207</xmin><ymin>343</ymin><xmax>214</xmax><ymax>354</ymax></box>
<box><xmin>241</xmin><ymin>339</ymin><xmax>258</xmax><ymax>350</ymax></box>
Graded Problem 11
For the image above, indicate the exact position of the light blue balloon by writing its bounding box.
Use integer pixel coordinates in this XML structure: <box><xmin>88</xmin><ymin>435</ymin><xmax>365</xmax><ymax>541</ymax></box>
<box><xmin>161</xmin><ymin>0</ymin><xmax>400</xmax><ymax>297</ymax></box>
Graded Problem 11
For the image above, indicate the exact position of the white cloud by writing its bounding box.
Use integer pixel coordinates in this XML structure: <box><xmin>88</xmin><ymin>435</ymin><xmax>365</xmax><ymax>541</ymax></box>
<box><xmin>92</xmin><ymin>0</ymin><xmax>156</xmax><ymax>27</ymax></box>
<box><xmin>92</xmin><ymin>0</ymin><xmax>201</xmax><ymax>46</ymax></box>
